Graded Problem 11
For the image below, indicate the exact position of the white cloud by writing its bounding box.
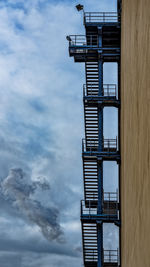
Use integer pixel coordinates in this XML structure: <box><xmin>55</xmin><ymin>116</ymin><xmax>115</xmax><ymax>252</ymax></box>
<box><xmin>0</xmin><ymin>0</ymin><xmax>119</xmax><ymax>266</ymax></box>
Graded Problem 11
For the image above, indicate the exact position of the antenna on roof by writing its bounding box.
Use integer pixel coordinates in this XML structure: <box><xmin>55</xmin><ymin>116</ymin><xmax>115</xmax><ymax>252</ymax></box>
<box><xmin>75</xmin><ymin>4</ymin><xmax>84</xmax><ymax>12</ymax></box>
<box><xmin>66</xmin><ymin>36</ymin><xmax>72</xmax><ymax>42</ymax></box>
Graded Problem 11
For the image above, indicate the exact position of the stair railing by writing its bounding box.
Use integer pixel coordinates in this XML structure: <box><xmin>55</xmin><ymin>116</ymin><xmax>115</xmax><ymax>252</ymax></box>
<box><xmin>80</xmin><ymin>200</ymin><xmax>82</xmax><ymax>217</ymax></box>
<box><xmin>83</xmin><ymin>84</ymin><xmax>86</xmax><ymax>97</ymax></box>
<box><xmin>81</xmin><ymin>200</ymin><xmax>97</xmax><ymax>217</ymax></box>
<box><xmin>84</xmin><ymin>12</ymin><xmax>119</xmax><ymax>23</ymax></box>
<box><xmin>84</xmin><ymin>83</ymin><xmax>117</xmax><ymax>97</ymax></box>
<box><xmin>103</xmin><ymin>84</ymin><xmax>117</xmax><ymax>97</ymax></box>
<box><xmin>115</xmin><ymin>84</ymin><xmax>117</xmax><ymax>98</ymax></box>
<box><xmin>103</xmin><ymin>249</ymin><xmax>119</xmax><ymax>263</ymax></box>
<box><xmin>103</xmin><ymin>137</ymin><xmax>118</xmax><ymax>152</ymax></box>
<box><xmin>82</xmin><ymin>139</ymin><xmax>85</xmax><ymax>153</ymax></box>
<box><xmin>103</xmin><ymin>192</ymin><xmax>118</xmax><ymax>216</ymax></box>
<box><xmin>84</xmin><ymin>138</ymin><xmax>118</xmax><ymax>152</ymax></box>
<box><xmin>68</xmin><ymin>35</ymin><xmax>98</xmax><ymax>47</ymax></box>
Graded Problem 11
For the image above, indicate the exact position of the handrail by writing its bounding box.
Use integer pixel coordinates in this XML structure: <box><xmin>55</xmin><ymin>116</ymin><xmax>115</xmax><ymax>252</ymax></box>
<box><xmin>103</xmin><ymin>192</ymin><xmax>118</xmax><ymax>201</ymax></box>
<box><xmin>81</xmin><ymin>200</ymin><xmax>96</xmax><ymax>217</ymax></box>
<box><xmin>84</xmin><ymin>12</ymin><xmax>120</xmax><ymax>23</ymax></box>
<box><xmin>83</xmin><ymin>83</ymin><xmax>117</xmax><ymax>97</ymax></box>
<box><xmin>81</xmin><ymin>197</ymin><xmax>118</xmax><ymax>217</ymax></box>
<box><xmin>103</xmin><ymin>137</ymin><xmax>117</xmax><ymax>151</ymax></box>
<box><xmin>82</xmin><ymin>138</ymin><xmax>118</xmax><ymax>152</ymax></box>
<box><xmin>103</xmin><ymin>249</ymin><xmax>119</xmax><ymax>263</ymax></box>
<box><xmin>68</xmin><ymin>35</ymin><xmax>99</xmax><ymax>47</ymax></box>
<box><xmin>103</xmin><ymin>84</ymin><xmax>117</xmax><ymax>97</ymax></box>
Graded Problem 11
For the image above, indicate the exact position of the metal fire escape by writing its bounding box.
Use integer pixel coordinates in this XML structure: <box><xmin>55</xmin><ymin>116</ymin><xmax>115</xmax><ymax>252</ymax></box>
<box><xmin>68</xmin><ymin>1</ymin><xmax>121</xmax><ymax>266</ymax></box>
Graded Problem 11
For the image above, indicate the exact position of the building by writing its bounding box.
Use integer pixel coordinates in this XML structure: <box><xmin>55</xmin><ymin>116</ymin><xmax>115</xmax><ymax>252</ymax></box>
<box><xmin>121</xmin><ymin>0</ymin><xmax>150</xmax><ymax>266</ymax></box>
<box><xmin>68</xmin><ymin>0</ymin><xmax>150</xmax><ymax>266</ymax></box>
<box><xmin>68</xmin><ymin>1</ymin><xmax>121</xmax><ymax>266</ymax></box>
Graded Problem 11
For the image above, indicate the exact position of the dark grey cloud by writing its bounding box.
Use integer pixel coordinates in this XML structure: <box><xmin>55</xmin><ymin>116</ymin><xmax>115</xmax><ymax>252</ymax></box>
<box><xmin>0</xmin><ymin>252</ymin><xmax>22</xmax><ymax>267</ymax></box>
<box><xmin>1</xmin><ymin>168</ymin><xmax>64</xmax><ymax>243</ymax></box>
<box><xmin>0</xmin><ymin>234</ymin><xmax>79</xmax><ymax>257</ymax></box>
<box><xmin>0</xmin><ymin>251</ymin><xmax>82</xmax><ymax>267</ymax></box>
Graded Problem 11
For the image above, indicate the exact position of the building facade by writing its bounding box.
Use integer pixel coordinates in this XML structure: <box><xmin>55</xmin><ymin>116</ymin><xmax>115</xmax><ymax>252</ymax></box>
<box><xmin>121</xmin><ymin>0</ymin><xmax>150</xmax><ymax>266</ymax></box>
<box><xmin>68</xmin><ymin>1</ymin><xmax>122</xmax><ymax>266</ymax></box>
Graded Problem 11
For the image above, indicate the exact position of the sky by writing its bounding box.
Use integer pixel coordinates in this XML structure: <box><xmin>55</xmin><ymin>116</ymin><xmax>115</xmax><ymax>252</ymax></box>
<box><xmin>0</xmin><ymin>0</ymin><xmax>118</xmax><ymax>266</ymax></box>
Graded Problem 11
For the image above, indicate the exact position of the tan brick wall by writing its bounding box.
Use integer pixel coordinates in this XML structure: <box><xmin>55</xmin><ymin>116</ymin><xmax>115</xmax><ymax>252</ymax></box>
<box><xmin>121</xmin><ymin>0</ymin><xmax>150</xmax><ymax>266</ymax></box>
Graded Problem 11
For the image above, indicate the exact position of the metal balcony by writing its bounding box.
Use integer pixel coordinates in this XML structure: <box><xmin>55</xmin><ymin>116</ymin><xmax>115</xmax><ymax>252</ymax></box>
<box><xmin>103</xmin><ymin>192</ymin><xmax>119</xmax><ymax>216</ymax></box>
<box><xmin>83</xmin><ymin>83</ymin><xmax>117</xmax><ymax>98</ymax></box>
<box><xmin>82</xmin><ymin>138</ymin><xmax>120</xmax><ymax>162</ymax></box>
<box><xmin>68</xmin><ymin>35</ymin><xmax>120</xmax><ymax>62</ymax></box>
<box><xmin>68</xmin><ymin>35</ymin><xmax>120</xmax><ymax>49</ymax></box>
<box><xmin>83</xmin><ymin>83</ymin><xmax>120</xmax><ymax>108</ymax></box>
<box><xmin>84</xmin><ymin>12</ymin><xmax>120</xmax><ymax>25</ymax></box>
<box><xmin>82</xmin><ymin>138</ymin><xmax>118</xmax><ymax>152</ymax></box>
<box><xmin>103</xmin><ymin>138</ymin><xmax>117</xmax><ymax>152</ymax></box>
<box><xmin>103</xmin><ymin>249</ymin><xmax>119</xmax><ymax>267</ymax></box>
<box><xmin>81</xmin><ymin>193</ymin><xmax>119</xmax><ymax>222</ymax></box>
<box><xmin>69</xmin><ymin>35</ymin><xmax>99</xmax><ymax>47</ymax></box>
<box><xmin>82</xmin><ymin>248</ymin><xmax>119</xmax><ymax>267</ymax></box>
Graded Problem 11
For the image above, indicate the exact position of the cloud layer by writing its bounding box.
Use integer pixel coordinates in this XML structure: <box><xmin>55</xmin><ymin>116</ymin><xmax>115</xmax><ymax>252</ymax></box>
<box><xmin>0</xmin><ymin>0</ymin><xmax>118</xmax><ymax>266</ymax></box>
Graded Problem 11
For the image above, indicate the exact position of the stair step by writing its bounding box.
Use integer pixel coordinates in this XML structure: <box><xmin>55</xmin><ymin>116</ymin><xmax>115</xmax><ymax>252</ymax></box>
<box><xmin>82</xmin><ymin>222</ymin><xmax>98</xmax><ymax>264</ymax></box>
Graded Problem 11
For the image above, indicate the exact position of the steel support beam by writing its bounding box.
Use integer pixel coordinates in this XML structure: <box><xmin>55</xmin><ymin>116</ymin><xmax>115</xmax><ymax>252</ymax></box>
<box><xmin>97</xmin><ymin>221</ymin><xmax>103</xmax><ymax>267</ymax></box>
<box><xmin>97</xmin><ymin>27</ymin><xmax>103</xmax><ymax>267</ymax></box>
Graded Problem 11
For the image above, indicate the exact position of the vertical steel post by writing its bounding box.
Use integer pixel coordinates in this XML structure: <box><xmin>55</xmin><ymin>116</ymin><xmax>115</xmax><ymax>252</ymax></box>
<box><xmin>118</xmin><ymin>59</ymin><xmax>121</xmax><ymax>267</ymax></box>
<box><xmin>117</xmin><ymin>0</ymin><xmax>122</xmax><ymax>22</ymax></box>
<box><xmin>97</xmin><ymin>26</ymin><xmax>103</xmax><ymax>267</ymax></box>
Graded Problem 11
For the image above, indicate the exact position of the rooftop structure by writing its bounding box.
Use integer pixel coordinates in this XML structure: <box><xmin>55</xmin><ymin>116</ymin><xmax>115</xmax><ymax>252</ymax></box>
<box><xmin>68</xmin><ymin>1</ymin><xmax>121</xmax><ymax>266</ymax></box>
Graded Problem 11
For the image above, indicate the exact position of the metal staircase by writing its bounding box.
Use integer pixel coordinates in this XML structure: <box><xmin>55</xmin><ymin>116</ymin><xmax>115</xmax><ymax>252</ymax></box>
<box><xmin>84</xmin><ymin>106</ymin><xmax>99</xmax><ymax>150</ymax></box>
<box><xmin>68</xmin><ymin>1</ymin><xmax>121</xmax><ymax>266</ymax></box>
<box><xmin>86</xmin><ymin>62</ymin><xmax>99</xmax><ymax>96</ymax></box>
<box><xmin>83</xmin><ymin>158</ymin><xmax>98</xmax><ymax>202</ymax></box>
<box><xmin>82</xmin><ymin>223</ymin><xmax>98</xmax><ymax>265</ymax></box>
<box><xmin>84</xmin><ymin>62</ymin><xmax>99</xmax><ymax>151</ymax></box>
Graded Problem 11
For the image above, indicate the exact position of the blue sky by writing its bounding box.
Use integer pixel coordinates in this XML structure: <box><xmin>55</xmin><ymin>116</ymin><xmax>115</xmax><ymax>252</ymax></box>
<box><xmin>0</xmin><ymin>0</ymin><xmax>118</xmax><ymax>266</ymax></box>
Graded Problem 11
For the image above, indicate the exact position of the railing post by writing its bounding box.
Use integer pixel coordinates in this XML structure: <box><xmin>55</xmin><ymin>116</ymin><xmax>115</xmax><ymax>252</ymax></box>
<box><xmin>117</xmin><ymin>248</ymin><xmax>119</xmax><ymax>263</ymax></box>
<box><xmin>82</xmin><ymin>139</ymin><xmax>84</xmax><ymax>153</ymax></box>
<box><xmin>90</xmin><ymin>139</ymin><xmax>91</xmax><ymax>153</ymax></box>
<box><xmin>117</xmin><ymin>188</ymin><xmax>119</xmax><ymax>202</ymax></box>
<box><xmin>83</xmin><ymin>12</ymin><xmax>85</xmax><ymax>25</ymax></box>
<box><xmin>109</xmin><ymin>192</ymin><xmax>110</xmax><ymax>213</ymax></box>
<box><xmin>83</xmin><ymin>84</ymin><xmax>85</xmax><ymax>98</ymax></box>
<box><xmin>102</xmin><ymin>190</ymin><xmax>104</xmax><ymax>213</ymax></box>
